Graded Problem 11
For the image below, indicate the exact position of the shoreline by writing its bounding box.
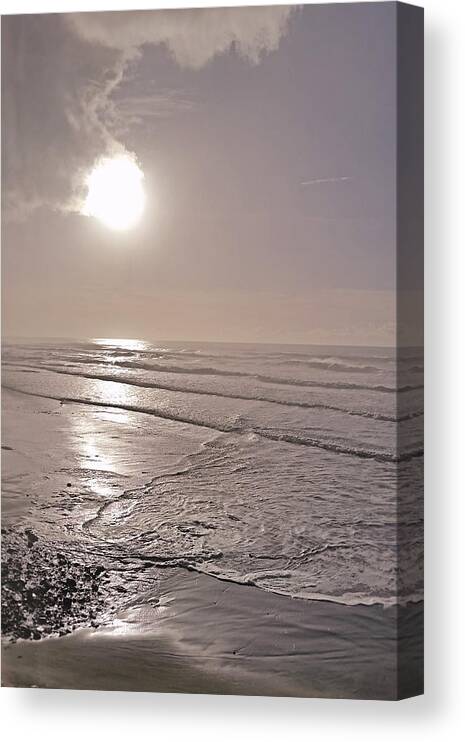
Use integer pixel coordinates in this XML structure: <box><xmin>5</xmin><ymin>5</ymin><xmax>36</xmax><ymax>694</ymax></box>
<box><xmin>2</xmin><ymin>555</ymin><xmax>423</xmax><ymax>699</ymax></box>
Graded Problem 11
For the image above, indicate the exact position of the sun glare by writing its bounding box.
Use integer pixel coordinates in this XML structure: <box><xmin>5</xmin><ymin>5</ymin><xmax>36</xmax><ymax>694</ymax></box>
<box><xmin>82</xmin><ymin>155</ymin><xmax>146</xmax><ymax>231</ymax></box>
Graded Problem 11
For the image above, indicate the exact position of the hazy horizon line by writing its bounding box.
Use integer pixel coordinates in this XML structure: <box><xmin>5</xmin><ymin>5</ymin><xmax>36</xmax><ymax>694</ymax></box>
<box><xmin>1</xmin><ymin>334</ymin><xmax>421</xmax><ymax>351</ymax></box>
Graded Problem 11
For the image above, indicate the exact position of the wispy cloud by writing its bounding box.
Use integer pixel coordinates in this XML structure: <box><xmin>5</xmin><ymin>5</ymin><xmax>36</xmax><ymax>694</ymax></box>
<box><xmin>114</xmin><ymin>90</ymin><xmax>197</xmax><ymax>131</ymax></box>
<box><xmin>301</xmin><ymin>176</ymin><xmax>352</xmax><ymax>186</ymax></box>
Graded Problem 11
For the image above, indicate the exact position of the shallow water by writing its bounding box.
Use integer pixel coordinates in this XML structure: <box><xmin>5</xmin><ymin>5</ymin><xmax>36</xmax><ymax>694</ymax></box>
<box><xmin>2</xmin><ymin>339</ymin><xmax>423</xmax><ymax>607</ymax></box>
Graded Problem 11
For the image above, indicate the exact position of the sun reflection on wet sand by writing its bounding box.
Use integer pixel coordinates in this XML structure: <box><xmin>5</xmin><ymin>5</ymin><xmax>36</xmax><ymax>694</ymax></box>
<box><xmin>69</xmin><ymin>378</ymin><xmax>137</xmax><ymax>498</ymax></box>
<box><xmin>93</xmin><ymin>600</ymin><xmax>170</xmax><ymax>637</ymax></box>
<box><xmin>72</xmin><ymin>422</ymin><xmax>119</xmax><ymax>499</ymax></box>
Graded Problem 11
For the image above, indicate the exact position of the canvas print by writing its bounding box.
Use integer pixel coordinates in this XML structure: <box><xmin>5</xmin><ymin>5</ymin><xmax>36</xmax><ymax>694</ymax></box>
<box><xmin>1</xmin><ymin>3</ymin><xmax>424</xmax><ymax>699</ymax></box>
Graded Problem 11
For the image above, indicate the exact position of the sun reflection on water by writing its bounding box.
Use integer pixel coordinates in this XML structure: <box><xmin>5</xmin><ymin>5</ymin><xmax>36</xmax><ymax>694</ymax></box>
<box><xmin>92</xmin><ymin>337</ymin><xmax>151</xmax><ymax>352</ymax></box>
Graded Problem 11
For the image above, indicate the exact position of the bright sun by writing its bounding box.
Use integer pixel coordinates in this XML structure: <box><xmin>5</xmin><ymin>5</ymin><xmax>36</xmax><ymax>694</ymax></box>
<box><xmin>82</xmin><ymin>155</ymin><xmax>146</xmax><ymax>231</ymax></box>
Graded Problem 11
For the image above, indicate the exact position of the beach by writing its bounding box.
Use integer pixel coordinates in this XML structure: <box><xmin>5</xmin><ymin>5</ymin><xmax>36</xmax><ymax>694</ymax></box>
<box><xmin>1</xmin><ymin>340</ymin><xmax>423</xmax><ymax>698</ymax></box>
<box><xmin>2</xmin><ymin>567</ymin><xmax>423</xmax><ymax>699</ymax></box>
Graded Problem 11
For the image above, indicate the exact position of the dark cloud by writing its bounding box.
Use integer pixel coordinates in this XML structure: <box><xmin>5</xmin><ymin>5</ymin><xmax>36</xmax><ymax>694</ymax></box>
<box><xmin>2</xmin><ymin>7</ymin><xmax>293</xmax><ymax>220</ymax></box>
<box><xmin>2</xmin><ymin>15</ymin><xmax>120</xmax><ymax>219</ymax></box>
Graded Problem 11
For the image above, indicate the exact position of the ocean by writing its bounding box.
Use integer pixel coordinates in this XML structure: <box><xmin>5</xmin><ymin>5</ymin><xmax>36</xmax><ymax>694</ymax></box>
<box><xmin>2</xmin><ymin>338</ymin><xmax>424</xmax><ymax>611</ymax></box>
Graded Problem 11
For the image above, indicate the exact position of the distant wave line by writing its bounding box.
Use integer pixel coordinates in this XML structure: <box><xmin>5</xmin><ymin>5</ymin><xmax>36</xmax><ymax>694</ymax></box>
<box><xmin>3</xmin><ymin>364</ymin><xmax>424</xmax><ymax>421</ymax></box>
<box><xmin>275</xmin><ymin>358</ymin><xmax>380</xmax><ymax>373</ymax></box>
<box><xmin>8</xmin><ymin>358</ymin><xmax>423</xmax><ymax>394</ymax></box>
<box><xmin>109</xmin><ymin>360</ymin><xmax>424</xmax><ymax>393</ymax></box>
<box><xmin>2</xmin><ymin>385</ymin><xmax>423</xmax><ymax>464</ymax></box>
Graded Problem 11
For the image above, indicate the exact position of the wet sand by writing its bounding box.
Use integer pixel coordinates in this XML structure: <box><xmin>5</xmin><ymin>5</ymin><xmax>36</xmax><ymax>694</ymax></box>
<box><xmin>2</xmin><ymin>568</ymin><xmax>423</xmax><ymax>699</ymax></box>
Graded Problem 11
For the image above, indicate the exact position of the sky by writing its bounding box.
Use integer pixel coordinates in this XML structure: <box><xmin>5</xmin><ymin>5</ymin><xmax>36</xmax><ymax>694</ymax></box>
<box><xmin>1</xmin><ymin>3</ymin><xmax>419</xmax><ymax>346</ymax></box>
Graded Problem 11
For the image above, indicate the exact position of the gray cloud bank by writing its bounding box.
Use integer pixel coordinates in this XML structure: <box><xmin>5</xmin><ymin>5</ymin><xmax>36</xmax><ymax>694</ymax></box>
<box><xmin>68</xmin><ymin>7</ymin><xmax>292</xmax><ymax>69</ymax></box>
<box><xmin>2</xmin><ymin>6</ymin><xmax>293</xmax><ymax>221</ymax></box>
